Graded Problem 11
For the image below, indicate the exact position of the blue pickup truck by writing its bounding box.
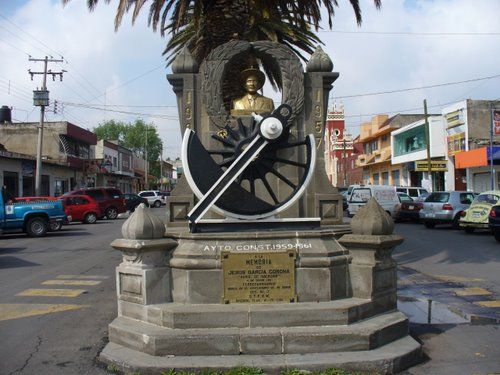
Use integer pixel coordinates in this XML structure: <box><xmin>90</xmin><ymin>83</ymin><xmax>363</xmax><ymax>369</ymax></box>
<box><xmin>1</xmin><ymin>188</ymin><xmax>67</xmax><ymax>237</ymax></box>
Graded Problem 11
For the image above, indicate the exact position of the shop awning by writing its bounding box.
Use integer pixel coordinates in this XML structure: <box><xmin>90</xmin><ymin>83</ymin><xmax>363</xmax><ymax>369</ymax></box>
<box><xmin>455</xmin><ymin>146</ymin><xmax>500</xmax><ymax>168</ymax></box>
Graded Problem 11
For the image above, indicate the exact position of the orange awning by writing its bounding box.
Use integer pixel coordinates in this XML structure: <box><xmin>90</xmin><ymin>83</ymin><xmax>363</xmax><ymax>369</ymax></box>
<box><xmin>455</xmin><ymin>147</ymin><xmax>487</xmax><ymax>168</ymax></box>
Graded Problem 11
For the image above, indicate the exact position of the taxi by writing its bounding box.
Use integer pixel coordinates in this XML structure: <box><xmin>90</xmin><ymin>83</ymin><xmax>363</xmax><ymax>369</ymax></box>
<box><xmin>459</xmin><ymin>190</ymin><xmax>500</xmax><ymax>233</ymax></box>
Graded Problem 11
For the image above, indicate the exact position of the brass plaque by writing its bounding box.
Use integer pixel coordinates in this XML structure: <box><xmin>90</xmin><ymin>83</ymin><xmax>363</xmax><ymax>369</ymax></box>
<box><xmin>222</xmin><ymin>251</ymin><xmax>296</xmax><ymax>304</ymax></box>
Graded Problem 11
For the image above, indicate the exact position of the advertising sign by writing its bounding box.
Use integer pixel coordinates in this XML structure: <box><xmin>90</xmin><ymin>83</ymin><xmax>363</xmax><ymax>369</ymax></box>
<box><xmin>494</xmin><ymin>109</ymin><xmax>500</xmax><ymax>136</ymax></box>
<box><xmin>415</xmin><ymin>160</ymin><xmax>448</xmax><ymax>172</ymax></box>
<box><xmin>447</xmin><ymin>132</ymin><xmax>466</xmax><ymax>156</ymax></box>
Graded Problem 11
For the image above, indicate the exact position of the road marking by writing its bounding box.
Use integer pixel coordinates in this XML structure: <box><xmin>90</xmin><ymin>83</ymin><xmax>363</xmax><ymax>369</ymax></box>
<box><xmin>0</xmin><ymin>303</ymin><xmax>88</xmax><ymax>321</ymax></box>
<box><xmin>42</xmin><ymin>280</ymin><xmax>102</xmax><ymax>286</ymax></box>
<box><xmin>454</xmin><ymin>287</ymin><xmax>492</xmax><ymax>296</ymax></box>
<box><xmin>433</xmin><ymin>275</ymin><xmax>485</xmax><ymax>283</ymax></box>
<box><xmin>16</xmin><ymin>289</ymin><xmax>87</xmax><ymax>297</ymax></box>
<box><xmin>474</xmin><ymin>300</ymin><xmax>500</xmax><ymax>308</ymax></box>
<box><xmin>56</xmin><ymin>275</ymin><xmax>109</xmax><ymax>280</ymax></box>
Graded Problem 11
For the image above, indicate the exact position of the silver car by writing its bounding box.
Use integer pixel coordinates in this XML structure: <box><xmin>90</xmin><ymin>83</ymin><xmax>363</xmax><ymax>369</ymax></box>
<box><xmin>419</xmin><ymin>191</ymin><xmax>476</xmax><ymax>229</ymax></box>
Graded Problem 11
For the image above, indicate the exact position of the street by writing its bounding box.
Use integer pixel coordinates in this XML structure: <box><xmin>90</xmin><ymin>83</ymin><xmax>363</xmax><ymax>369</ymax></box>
<box><xmin>0</xmin><ymin>211</ymin><xmax>499</xmax><ymax>374</ymax></box>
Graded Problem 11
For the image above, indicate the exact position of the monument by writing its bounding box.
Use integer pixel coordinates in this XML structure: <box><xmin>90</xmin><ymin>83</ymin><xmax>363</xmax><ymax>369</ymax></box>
<box><xmin>100</xmin><ymin>41</ymin><xmax>422</xmax><ymax>374</ymax></box>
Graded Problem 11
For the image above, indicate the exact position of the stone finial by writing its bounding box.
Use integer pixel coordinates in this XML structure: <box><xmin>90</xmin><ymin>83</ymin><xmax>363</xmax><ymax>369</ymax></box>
<box><xmin>306</xmin><ymin>45</ymin><xmax>333</xmax><ymax>72</ymax></box>
<box><xmin>121</xmin><ymin>204</ymin><xmax>165</xmax><ymax>239</ymax></box>
<box><xmin>171</xmin><ymin>46</ymin><xmax>199</xmax><ymax>74</ymax></box>
<box><xmin>350</xmin><ymin>198</ymin><xmax>394</xmax><ymax>235</ymax></box>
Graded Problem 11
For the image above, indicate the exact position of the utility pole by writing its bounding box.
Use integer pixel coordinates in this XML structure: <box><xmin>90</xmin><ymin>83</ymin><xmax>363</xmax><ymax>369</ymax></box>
<box><xmin>29</xmin><ymin>56</ymin><xmax>64</xmax><ymax>196</ymax></box>
<box><xmin>144</xmin><ymin>125</ymin><xmax>148</xmax><ymax>189</ymax></box>
<box><xmin>424</xmin><ymin>99</ymin><xmax>432</xmax><ymax>192</ymax></box>
<box><xmin>159</xmin><ymin>148</ymin><xmax>163</xmax><ymax>191</ymax></box>
<box><xmin>343</xmin><ymin>139</ymin><xmax>348</xmax><ymax>187</ymax></box>
<box><xmin>489</xmin><ymin>101</ymin><xmax>495</xmax><ymax>190</ymax></box>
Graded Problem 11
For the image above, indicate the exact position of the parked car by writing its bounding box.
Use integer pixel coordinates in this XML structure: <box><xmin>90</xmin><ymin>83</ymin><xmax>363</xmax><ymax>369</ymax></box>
<box><xmin>396</xmin><ymin>186</ymin><xmax>429</xmax><ymax>199</ymax></box>
<box><xmin>459</xmin><ymin>191</ymin><xmax>500</xmax><ymax>233</ymax></box>
<box><xmin>59</xmin><ymin>195</ymin><xmax>101</xmax><ymax>224</ymax></box>
<box><xmin>1</xmin><ymin>189</ymin><xmax>66</xmax><ymax>237</ymax></box>
<box><xmin>488</xmin><ymin>205</ymin><xmax>500</xmax><ymax>242</ymax></box>
<box><xmin>420</xmin><ymin>191</ymin><xmax>476</xmax><ymax>229</ymax></box>
<box><xmin>124</xmin><ymin>193</ymin><xmax>149</xmax><ymax>212</ymax></box>
<box><xmin>340</xmin><ymin>190</ymin><xmax>348</xmax><ymax>211</ymax></box>
<box><xmin>348</xmin><ymin>185</ymin><xmax>399</xmax><ymax>218</ymax></box>
<box><xmin>14</xmin><ymin>196</ymin><xmax>63</xmax><ymax>230</ymax></box>
<box><xmin>394</xmin><ymin>193</ymin><xmax>428</xmax><ymax>222</ymax></box>
<box><xmin>138</xmin><ymin>190</ymin><xmax>165</xmax><ymax>208</ymax></box>
<box><xmin>64</xmin><ymin>187</ymin><xmax>126</xmax><ymax>219</ymax></box>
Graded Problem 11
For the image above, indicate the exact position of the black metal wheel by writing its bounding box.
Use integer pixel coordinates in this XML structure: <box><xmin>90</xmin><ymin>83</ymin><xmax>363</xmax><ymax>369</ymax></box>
<box><xmin>183</xmin><ymin>117</ymin><xmax>315</xmax><ymax>220</ymax></box>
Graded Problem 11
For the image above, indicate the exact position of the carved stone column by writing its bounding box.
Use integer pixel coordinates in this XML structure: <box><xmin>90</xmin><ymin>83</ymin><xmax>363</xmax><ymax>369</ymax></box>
<box><xmin>111</xmin><ymin>204</ymin><xmax>177</xmax><ymax>308</ymax></box>
<box><xmin>302</xmin><ymin>46</ymin><xmax>342</xmax><ymax>225</ymax></box>
<box><xmin>165</xmin><ymin>47</ymin><xmax>199</xmax><ymax>226</ymax></box>
<box><xmin>339</xmin><ymin>198</ymin><xmax>403</xmax><ymax>312</ymax></box>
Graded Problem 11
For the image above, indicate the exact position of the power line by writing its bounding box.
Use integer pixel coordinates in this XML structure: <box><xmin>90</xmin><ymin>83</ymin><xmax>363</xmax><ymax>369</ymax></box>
<box><xmin>330</xmin><ymin>73</ymin><xmax>500</xmax><ymax>100</ymax></box>
<box><xmin>61</xmin><ymin>101</ymin><xmax>179</xmax><ymax>120</ymax></box>
<box><xmin>320</xmin><ymin>30</ymin><xmax>500</xmax><ymax>36</ymax></box>
<box><xmin>0</xmin><ymin>37</ymin><xmax>31</xmax><ymax>56</ymax></box>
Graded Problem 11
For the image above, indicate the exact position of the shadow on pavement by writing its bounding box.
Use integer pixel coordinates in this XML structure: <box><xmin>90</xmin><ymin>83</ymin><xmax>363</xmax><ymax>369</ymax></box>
<box><xmin>0</xmin><ymin>256</ymin><xmax>40</xmax><ymax>269</ymax></box>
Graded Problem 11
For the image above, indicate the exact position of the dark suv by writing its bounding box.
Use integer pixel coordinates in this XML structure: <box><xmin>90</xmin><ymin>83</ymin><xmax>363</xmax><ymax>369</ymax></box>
<box><xmin>65</xmin><ymin>187</ymin><xmax>126</xmax><ymax>219</ymax></box>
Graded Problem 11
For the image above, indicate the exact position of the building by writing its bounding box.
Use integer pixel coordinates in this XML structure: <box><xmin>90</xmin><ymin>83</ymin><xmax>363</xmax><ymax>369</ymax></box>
<box><xmin>338</xmin><ymin>135</ymin><xmax>363</xmax><ymax>187</ymax></box>
<box><xmin>443</xmin><ymin>100</ymin><xmax>500</xmax><ymax>192</ymax></box>
<box><xmin>356</xmin><ymin>114</ymin><xmax>426</xmax><ymax>186</ymax></box>
<box><xmin>324</xmin><ymin>103</ymin><xmax>353</xmax><ymax>187</ymax></box>
<box><xmin>391</xmin><ymin>116</ymin><xmax>447</xmax><ymax>191</ymax></box>
<box><xmin>0</xmin><ymin>120</ymin><xmax>97</xmax><ymax>195</ymax></box>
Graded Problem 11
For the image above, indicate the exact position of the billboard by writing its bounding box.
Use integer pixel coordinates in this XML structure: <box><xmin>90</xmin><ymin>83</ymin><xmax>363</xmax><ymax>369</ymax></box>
<box><xmin>447</xmin><ymin>132</ymin><xmax>466</xmax><ymax>156</ymax></box>
<box><xmin>494</xmin><ymin>109</ymin><xmax>500</xmax><ymax>136</ymax></box>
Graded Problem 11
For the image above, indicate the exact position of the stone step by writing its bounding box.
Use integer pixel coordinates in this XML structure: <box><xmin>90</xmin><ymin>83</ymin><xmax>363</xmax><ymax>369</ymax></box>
<box><xmin>118</xmin><ymin>296</ymin><xmax>395</xmax><ymax>329</ymax></box>
<box><xmin>101</xmin><ymin>334</ymin><xmax>421</xmax><ymax>375</ymax></box>
<box><xmin>108</xmin><ymin>310</ymin><xmax>408</xmax><ymax>356</ymax></box>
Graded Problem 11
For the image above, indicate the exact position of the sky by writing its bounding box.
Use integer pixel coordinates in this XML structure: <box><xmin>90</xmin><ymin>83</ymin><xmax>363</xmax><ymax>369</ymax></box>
<box><xmin>1</xmin><ymin>0</ymin><xmax>499</xmax><ymax>159</ymax></box>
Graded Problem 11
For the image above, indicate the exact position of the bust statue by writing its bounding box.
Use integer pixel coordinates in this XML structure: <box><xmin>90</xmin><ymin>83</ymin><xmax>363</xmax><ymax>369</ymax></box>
<box><xmin>231</xmin><ymin>68</ymin><xmax>274</xmax><ymax>116</ymax></box>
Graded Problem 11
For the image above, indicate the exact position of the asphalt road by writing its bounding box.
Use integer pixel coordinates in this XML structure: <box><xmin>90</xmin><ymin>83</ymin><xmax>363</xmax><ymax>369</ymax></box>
<box><xmin>0</xmin><ymin>213</ymin><xmax>499</xmax><ymax>374</ymax></box>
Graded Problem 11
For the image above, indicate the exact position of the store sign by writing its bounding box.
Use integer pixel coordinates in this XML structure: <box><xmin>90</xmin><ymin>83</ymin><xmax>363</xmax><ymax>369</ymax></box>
<box><xmin>415</xmin><ymin>160</ymin><xmax>448</xmax><ymax>172</ymax></box>
<box><xmin>447</xmin><ymin>132</ymin><xmax>466</xmax><ymax>156</ymax></box>
<box><xmin>494</xmin><ymin>109</ymin><xmax>500</xmax><ymax>136</ymax></box>
<box><xmin>445</xmin><ymin>109</ymin><xmax>465</xmax><ymax>129</ymax></box>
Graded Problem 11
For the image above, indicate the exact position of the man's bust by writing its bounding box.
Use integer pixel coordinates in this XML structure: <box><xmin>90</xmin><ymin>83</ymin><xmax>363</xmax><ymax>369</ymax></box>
<box><xmin>231</xmin><ymin>68</ymin><xmax>274</xmax><ymax>116</ymax></box>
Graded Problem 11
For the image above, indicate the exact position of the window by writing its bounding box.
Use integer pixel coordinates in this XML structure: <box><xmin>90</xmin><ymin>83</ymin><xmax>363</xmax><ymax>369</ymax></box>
<box><xmin>408</xmin><ymin>188</ymin><xmax>419</xmax><ymax>197</ymax></box>
<box><xmin>140</xmin><ymin>192</ymin><xmax>155</xmax><ymax>197</ymax></box>
<box><xmin>392</xmin><ymin>170</ymin><xmax>400</xmax><ymax>186</ymax></box>
<box><xmin>460</xmin><ymin>193</ymin><xmax>475</xmax><ymax>205</ymax></box>
<box><xmin>382</xmin><ymin>172</ymin><xmax>389</xmax><ymax>185</ymax></box>
<box><xmin>393</xmin><ymin>125</ymin><xmax>427</xmax><ymax>156</ymax></box>
<box><xmin>473</xmin><ymin>193</ymin><xmax>500</xmax><ymax>205</ymax></box>
<box><xmin>107</xmin><ymin>189</ymin><xmax>123</xmax><ymax>198</ymax></box>
<box><xmin>373</xmin><ymin>173</ymin><xmax>379</xmax><ymax>184</ymax></box>
<box><xmin>425</xmin><ymin>193</ymin><xmax>450</xmax><ymax>203</ymax></box>
<box><xmin>86</xmin><ymin>189</ymin><xmax>105</xmax><ymax>201</ymax></box>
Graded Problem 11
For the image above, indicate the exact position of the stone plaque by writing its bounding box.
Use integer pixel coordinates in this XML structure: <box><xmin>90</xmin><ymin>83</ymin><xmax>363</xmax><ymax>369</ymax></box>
<box><xmin>222</xmin><ymin>251</ymin><xmax>296</xmax><ymax>304</ymax></box>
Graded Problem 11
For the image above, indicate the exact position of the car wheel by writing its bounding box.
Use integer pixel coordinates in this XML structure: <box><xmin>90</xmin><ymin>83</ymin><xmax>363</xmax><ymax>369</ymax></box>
<box><xmin>105</xmin><ymin>207</ymin><xmax>118</xmax><ymax>220</ymax></box>
<box><xmin>494</xmin><ymin>230</ymin><xmax>500</xmax><ymax>242</ymax></box>
<box><xmin>26</xmin><ymin>217</ymin><xmax>48</xmax><ymax>237</ymax></box>
<box><xmin>84</xmin><ymin>212</ymin><xmax>98</xmax><ymax>224</ymax></box>
<box><xmin>464</xmin><ymin>228</ymin><xmax>475</xmax><ymax>234</ymax></box>
<box><xmin>424</xmin><ymin>221</ymin><xmax>435</xmax><ymax>229</ymax></box>
<box><xmin>49</xmin><ymin>221</ymin><xmax>62</xmax><ymax>231</ymax></box>
<box><xmin>153</xmin><ymin>200</ymin><xmax>161</xmax><ymax>208</ymax></box>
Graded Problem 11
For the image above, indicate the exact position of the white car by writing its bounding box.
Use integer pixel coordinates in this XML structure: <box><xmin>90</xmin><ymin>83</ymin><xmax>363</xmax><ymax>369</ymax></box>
<box><xmin>138</xmin><ymin>190</ymin><xmax>165</xmax><ymax>208</ymax></box>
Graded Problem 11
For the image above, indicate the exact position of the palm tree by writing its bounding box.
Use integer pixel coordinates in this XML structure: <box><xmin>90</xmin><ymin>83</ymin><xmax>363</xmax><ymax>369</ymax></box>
<box><xmin>63</xmin><ymin>0</ymin><xmax>380</xmax><ymax>92</ymax></box>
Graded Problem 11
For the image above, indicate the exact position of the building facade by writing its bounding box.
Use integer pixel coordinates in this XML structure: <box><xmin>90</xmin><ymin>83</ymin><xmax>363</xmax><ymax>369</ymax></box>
<box><xmin>443</xmin><ymin>100</ymin><xmax>500</xmax><ymax>192</ymax></box>
<box><xmin>356</xmin><ymin>114</ymin><xmax>426</xmax><ymax>186</ymax></box>
<box><xmin>391</xmin><ymin>116</ymin><xmax>448</xmax><ymax>191</ymax></box>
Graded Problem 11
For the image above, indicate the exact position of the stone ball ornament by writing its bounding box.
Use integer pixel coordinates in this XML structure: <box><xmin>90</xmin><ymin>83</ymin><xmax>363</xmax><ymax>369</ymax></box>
<box><xmin>306</xmin><ymin>45</ymin><xmax>334</xmax><ymax>73</ymax></box>
<box><xmin>350</xmin><ymin>198</ymin><xmax>395</xmax><ymax>235</ymax></box>
<box><xmin>121</xmin><ymin>203</ymin><xmax>165</xmax><ymax>240</ymax></box>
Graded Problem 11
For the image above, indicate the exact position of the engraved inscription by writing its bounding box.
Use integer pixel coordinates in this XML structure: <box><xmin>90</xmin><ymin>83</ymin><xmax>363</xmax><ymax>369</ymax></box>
<box><xmin>222</xmin><ymin>251</ymin><xmax>296</xmax><ymax>304</ymax></box>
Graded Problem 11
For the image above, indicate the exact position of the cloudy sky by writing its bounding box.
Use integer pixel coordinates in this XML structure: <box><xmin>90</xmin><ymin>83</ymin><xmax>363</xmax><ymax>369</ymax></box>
<box><xmin>1</xmin><ymin>0</ymin><xmax>499</xmax><ymax>158</ymax></box>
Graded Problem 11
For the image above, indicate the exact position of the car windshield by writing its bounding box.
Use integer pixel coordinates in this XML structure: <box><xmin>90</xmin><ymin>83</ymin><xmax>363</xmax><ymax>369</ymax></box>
<box><xmin>425</xmin><ymin>193</ymin><xmax>450</xmax><ymax>203</ymax></box>
<box><xmin>473</xmin><ymin>193</ymin><xmax>500</xmax><ymax>205</ymax></box>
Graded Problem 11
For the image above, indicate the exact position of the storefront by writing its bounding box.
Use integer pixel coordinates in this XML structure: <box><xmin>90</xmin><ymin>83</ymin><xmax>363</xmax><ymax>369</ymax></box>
<box><xmin>454</xmin><ymin>146</ymin><xmax>500</xmax><ymax>192</ymax></box>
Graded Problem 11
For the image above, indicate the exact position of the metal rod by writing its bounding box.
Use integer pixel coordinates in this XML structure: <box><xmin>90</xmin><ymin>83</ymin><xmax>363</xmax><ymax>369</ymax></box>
<box><xmin>424</xmin><ymin>99</ymin><xmax>432</xmax><ymax>192</ymax></box>
<box><xmin>490</xmin><ymin>101</ymin><xmax>494</xmax><ymax>190</ymax></box>
<box><xmin>427</xmin><ymin>299</ymin><xmax>432</xmax><ymax>324</ymax></box>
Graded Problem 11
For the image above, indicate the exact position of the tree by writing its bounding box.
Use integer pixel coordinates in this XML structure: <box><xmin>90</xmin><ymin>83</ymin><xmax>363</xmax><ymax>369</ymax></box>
<box><xmin>63</xmin><ymin>0</ymin><xmax>381</xmax><ymax>90</ymax></box>
<box><xmin>93</xmin><ymin>119</ymin><xmax>163</xmax><ymax>173</ymax></box>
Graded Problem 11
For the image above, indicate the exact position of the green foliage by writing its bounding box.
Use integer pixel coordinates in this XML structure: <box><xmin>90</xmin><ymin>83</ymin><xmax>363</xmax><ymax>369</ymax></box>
<box><xmin>93</xmin><ymin>118</ymin><xmax>163</xmax><ymax>164</ymax></box>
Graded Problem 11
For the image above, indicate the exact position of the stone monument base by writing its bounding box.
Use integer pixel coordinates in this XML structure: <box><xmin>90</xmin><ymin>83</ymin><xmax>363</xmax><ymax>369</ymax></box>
<box><xmin>100</xmin><ymin>300</ymin><xmax>421</xmax><ymax>374</ymax></box>
<box><xmin>100</xmin><ymin>225</ymin><xmax>421</xmax><ymax>374</ymax></box>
